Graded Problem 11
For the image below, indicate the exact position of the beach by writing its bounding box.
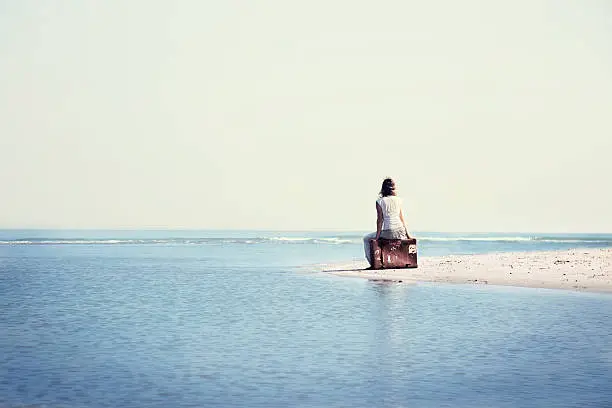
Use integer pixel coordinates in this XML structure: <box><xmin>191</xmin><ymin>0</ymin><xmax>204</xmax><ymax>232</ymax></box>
<box><xmin>321</xmin><ymin>247</ymin><xmax>612</xmax><ymax>293</ymax></box>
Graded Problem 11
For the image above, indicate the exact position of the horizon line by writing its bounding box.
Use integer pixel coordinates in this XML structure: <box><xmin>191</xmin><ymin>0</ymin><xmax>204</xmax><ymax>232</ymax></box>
<box><xmin>1</xmin><ymin>227</ymin><xmax>611</xmax><ymax>235</ymax></box>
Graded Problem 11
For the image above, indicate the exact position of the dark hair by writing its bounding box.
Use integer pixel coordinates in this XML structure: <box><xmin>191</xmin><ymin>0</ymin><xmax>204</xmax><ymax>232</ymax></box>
<box><xmin>379</xmin><ymin>178</ymin><xmax>396</xmax><ymax>197</ymax></box>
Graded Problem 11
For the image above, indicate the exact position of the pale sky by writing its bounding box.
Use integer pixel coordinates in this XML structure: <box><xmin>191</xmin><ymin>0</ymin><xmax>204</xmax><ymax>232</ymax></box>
<box><xmin>1</xmin><ymin>0</ymin><xmax>611</xmax><ymax>232</ymax></box>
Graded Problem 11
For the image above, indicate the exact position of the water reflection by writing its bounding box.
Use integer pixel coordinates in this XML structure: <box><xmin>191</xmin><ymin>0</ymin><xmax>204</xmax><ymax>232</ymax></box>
<box><xmin>367</xmin><ymin>282</ymin><xmax>416</xmax><ymax>397</ymax></box>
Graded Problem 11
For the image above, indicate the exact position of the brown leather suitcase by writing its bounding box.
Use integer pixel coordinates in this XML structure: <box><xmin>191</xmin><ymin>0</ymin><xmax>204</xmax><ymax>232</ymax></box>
<box><xmin>369</xmin><ymin>238</ymin><xmax>418</xmax><ymax>269</ymax></box>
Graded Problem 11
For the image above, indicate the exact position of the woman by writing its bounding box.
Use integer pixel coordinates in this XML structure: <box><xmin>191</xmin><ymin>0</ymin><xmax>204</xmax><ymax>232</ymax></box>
<box><xmin>363</xmin><ymin>178</ymin><xmax>411</xmax><ymax>266</ymax></box>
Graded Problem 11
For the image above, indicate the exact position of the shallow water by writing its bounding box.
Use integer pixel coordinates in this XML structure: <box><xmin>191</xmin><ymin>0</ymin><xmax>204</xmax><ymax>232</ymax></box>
<box><xmin>1</xmin><ymin>231</ymin><xmax>612</xmax><ymax>407</ymax></box>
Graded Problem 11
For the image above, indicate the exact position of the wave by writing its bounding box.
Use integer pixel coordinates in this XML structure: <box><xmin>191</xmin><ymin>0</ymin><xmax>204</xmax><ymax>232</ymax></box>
<box><xmin>0</xmin><ymin>239</ymin><xmax>149</xmax><ymax>245</ymax></box>
<box><xmin>271</xmin><ymin>237</ymin><xmax>356</xmax><ymax>244</ymax></box>
<box><xmin>1</xmin><ymin>235</ymin><xmax>611</xmax><ymax>246</ymax></box>
<box><xmin>420</xmin><ymin>236</ymin><xmax>534</xmax><ymax>242</ymax></box>
<box><xmin>419</xmin><ymin>236</ymin><xmax>612</xmax><ymax>244</ymax></box>
<box><xmin>0</xmin><ymin>237</ymin><xmax>360</xmax><ymax>246</ymax></box>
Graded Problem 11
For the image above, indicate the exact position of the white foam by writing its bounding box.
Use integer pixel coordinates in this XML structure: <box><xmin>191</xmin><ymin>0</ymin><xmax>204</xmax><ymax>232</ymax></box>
<box><xmin>314</xmin><ymin>238</ymin><xmax>357</xmax><ymax>244</ymax></box>
<box><xmin>1</xmin><ymin>235</ymin><xmax>609</xmax><ymax>246</ymax></box>
<box><xmin>269</xmin><ymin>237</ymin><xmax>313</xmax><ymax>242</ymax></box>
<box><xmin>419</xmin><ymin>236</ymin><xmax>534</xmax><ymax>242</ymax></box>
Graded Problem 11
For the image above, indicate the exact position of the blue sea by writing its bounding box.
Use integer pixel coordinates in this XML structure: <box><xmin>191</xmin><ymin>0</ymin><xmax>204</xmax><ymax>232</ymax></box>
<box><xmin>1</xmin><ymin>230</ymin><xmax>612</xmax><ymax>408</ymax></box>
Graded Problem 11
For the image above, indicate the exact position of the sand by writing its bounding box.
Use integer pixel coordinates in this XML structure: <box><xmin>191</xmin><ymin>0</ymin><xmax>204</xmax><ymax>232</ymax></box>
<box><xmin>318</xmin><ymin>247</ymin><xmax>612</xmax><ymax>293</ymax></box>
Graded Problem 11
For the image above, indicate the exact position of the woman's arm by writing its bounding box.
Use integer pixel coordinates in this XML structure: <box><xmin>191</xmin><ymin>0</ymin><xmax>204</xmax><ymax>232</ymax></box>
<box><xmin>399</xmin><ymin>208</ymin><xmax>411</xmax><ymax>239</ymax></box>
<box><xmin>375</xmin><ymin>203</ymin><xmax>383</xmax><ymax>240</ymax></box>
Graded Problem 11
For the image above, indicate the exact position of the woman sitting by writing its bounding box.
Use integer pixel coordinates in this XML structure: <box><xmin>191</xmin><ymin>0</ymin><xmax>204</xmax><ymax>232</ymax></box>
<box><xmin>363</xmin><ymin>178</ymin><xmax>411</xmax><ymax>267</ymax></box>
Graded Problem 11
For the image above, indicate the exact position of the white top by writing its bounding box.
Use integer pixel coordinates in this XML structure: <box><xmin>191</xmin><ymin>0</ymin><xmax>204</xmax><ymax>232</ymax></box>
<box><xmin>376</xmin><ymin>196</ymin><xmax>404</xmax><ymax>231</ymax></box>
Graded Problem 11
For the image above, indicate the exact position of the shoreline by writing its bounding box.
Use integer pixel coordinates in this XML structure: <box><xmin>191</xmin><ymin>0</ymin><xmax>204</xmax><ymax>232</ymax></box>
<box><xmin>317</xmin><ymin>247</ymin><xmax>612</xmax><ymax>294</ymax></box>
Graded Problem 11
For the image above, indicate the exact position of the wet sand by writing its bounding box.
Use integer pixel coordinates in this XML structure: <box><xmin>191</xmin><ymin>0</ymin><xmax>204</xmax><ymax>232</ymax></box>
<box><xmin>319</xmin><ymin>248</ymin><xmax>612</xmax><ymax>293</ymax></box>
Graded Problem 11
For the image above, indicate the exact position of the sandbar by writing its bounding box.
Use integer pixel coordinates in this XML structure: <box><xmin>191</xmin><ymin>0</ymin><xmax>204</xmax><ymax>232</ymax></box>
<box><xmin>318</xmin><ymin>248</ymin><xmax>612</xmax><ymax>293</ymax></box>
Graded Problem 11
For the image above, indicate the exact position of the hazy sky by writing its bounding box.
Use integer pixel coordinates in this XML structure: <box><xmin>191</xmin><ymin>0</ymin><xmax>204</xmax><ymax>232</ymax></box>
<box><xmin>1</xmin><ymin>0</ymin><xmax>611</xmax><ymax>232</ymax></box>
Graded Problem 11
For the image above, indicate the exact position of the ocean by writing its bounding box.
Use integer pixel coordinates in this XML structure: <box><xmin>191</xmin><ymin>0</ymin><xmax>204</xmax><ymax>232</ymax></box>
<box><xmin>1</xmin><ymin>230</ymin><xmax>612</xmax><ymax>408</ymax></box>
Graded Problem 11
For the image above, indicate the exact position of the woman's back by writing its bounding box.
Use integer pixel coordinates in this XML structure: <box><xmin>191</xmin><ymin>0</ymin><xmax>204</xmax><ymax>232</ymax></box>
<box><xmin>376</xmin><ymin>195</ymin><xmax>403</xmax><ymax>230</ymax></box>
